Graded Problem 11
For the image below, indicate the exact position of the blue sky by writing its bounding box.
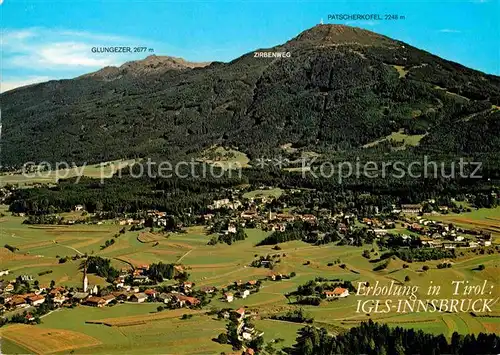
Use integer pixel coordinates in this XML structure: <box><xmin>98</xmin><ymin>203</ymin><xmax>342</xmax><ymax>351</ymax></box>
<box><xmin>1</xmin><ymin>0</ymin><xmax>499</xmax><ymax>92</ymax></box>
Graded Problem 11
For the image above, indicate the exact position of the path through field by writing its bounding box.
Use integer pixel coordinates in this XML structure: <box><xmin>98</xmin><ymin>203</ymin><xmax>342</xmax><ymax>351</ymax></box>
<box><xmin>57</xmin><ymin>242</ymin><xmax>84</xmax><ymax>255</ymax></box>
<box><xmin>177</xmin><ymin>249</ymin><xmax>193</xmax><ymax>262</ymax></box>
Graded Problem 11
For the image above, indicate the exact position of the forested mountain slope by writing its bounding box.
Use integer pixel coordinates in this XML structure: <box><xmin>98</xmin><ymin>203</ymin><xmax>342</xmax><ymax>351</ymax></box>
<box><xmin>2</xmin><ymin>24</ymin><xmax>500</xmax><ymax>167</ymax></box>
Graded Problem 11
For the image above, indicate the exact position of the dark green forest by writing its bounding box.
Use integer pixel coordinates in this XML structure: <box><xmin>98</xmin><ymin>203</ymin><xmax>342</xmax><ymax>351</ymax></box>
<box><xmin>6</xmin><ymin>163</ymin><xmax>499</xmax><ymax>216</ymax></box>
<box><xmin>290</xmin><ymin>320</ymin><xmax>500</xmax><ymax>355</ymax></box>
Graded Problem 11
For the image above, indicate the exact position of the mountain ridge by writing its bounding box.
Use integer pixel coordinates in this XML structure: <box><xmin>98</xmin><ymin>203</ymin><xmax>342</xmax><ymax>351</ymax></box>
<box><xmin>79</xmin><ymin>55</ymin><xmax>211</xmax><ymax>81</ymax></box>
<box><xmin>1</xmin><ymin>25</ymin><xmax>500</xmax><ymax>168</ymax></box>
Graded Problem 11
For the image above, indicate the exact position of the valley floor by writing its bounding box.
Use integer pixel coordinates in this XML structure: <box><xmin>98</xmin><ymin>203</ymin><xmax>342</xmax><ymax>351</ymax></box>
<box><xmin>0</xmin><ymin>206</ymin><xmax>499</xmax><ymax>354</ymax></box>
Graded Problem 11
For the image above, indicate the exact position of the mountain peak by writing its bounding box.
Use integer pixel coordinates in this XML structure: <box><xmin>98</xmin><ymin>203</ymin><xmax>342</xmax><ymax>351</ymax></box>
<box><xmin>290</xmin><ymin>24</ymin><xmax>395</xmax><ymax>47</ymax></box>
<box><xmin>81</xmin><ymin>55</ymin><xmax>211</xmax><ymax>81</ymax></box>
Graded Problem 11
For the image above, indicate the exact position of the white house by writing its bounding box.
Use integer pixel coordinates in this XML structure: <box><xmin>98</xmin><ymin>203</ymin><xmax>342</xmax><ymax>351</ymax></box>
<box><xmin>129</xmin><ymin>293</ymin><xmax>147</xmax><ymax>303</ymax></box>
<box><xmin>324</xmin><ymin>287</ymin><xmax>349</xmax><ymax>299</ymax></box>
<box><xmin>228</xmin><ymin>224</ymin><xmax>237</xmax><ymax>234</ymax></box>
<box><xmin>27</xmin><ymin>295</ymin><xmax>45</xmax><ymax>307</ymax></box>
<box><xmin>224</xmin><ymin>292</ymin><xmax>234</xmax><ymax>303</ymax></box>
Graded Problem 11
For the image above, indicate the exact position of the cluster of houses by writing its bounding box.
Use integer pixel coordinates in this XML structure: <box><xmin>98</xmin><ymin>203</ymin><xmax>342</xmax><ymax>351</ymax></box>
<box><xmin>235</xmin><ymin>308</ymin><xmax>263</xmax><ymax>342</ymax></box>
<box><xmin>362</xmin><ymin>217</ymin><xmax>397</xmax><ymax>236</ymax></box>
<box><xmin>392</xmin><ymin>203</ymin><xmax>454</xmax><ymax>215</ymax></box>
<box><xmin>403</xmin><ymin>218</ymin><xmax>493</xmax><ymax>249</ymax></box>
<box><xmin>80</xmin><ymin>288</ymin><xmax>201</xmax><ymax>308</ymax></box>
<box><xmin>223</xmin><ymin>280</ymin><xmax>260</xmax><ymax>303</ymax></box>
<box><xmin>221</xmin><ymin>307</ymin><xmax>263</xmax><ymax>346</ymax></box>
<box><xmin>0</xmin><ymin>284</ymin><xmax>78</xmax><ymax>311</ymax></box>
<box><xmin>0</xmin><ymin>279</ymin><xmax>204</xmax><ymax>313</ymax></box>
<box><xmin>205</xmin><ymin>195</ymin><xmax>359</xmax><ymax>237</ymax></box>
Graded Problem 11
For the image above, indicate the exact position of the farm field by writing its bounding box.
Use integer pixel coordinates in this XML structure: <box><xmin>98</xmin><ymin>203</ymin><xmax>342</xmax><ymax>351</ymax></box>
<box><xmin>1</xmin><ymin>205</ymin><xmax>499</xmax><ymax>353</ymax></box>
<box><xmin>0</xmin><ymin>305</ymin><xmax>232</xmax><ymax>354</ymax></box>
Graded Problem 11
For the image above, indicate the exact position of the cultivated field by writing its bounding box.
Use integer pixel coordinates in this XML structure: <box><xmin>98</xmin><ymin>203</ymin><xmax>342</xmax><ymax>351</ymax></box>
<box><xmin>0</xmin><ymin>324</ymin><xmax>101</xmax><ymax>354</ymax></box>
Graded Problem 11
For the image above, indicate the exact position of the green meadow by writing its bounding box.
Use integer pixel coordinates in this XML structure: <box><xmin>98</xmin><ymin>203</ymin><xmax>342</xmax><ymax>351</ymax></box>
<box><xmin>0</xmin><ymin>159</ymin><xmax>137</xmax><ymax>187</ymax></box>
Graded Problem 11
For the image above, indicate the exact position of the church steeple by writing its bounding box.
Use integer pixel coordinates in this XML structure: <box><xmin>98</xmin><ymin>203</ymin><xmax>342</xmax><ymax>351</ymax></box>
<box><xmin>83</xmin><ymin>261</ymin><xmax>88</xmax><ymax>292</ymax></box>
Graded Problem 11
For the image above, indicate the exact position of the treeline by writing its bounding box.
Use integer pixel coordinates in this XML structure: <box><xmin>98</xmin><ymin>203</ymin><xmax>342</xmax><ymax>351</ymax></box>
<box><xmin>7</xmin><ymin>170</ymin><xmax>244</xmax><ymax>216</ymax></box>
<box><xmin>147</xmin><ymin>262</ymin><xmax>176</xmax><ymax>282</ymax></box>
<box><xmin>270</xmin><ymin>308</ymin><xmax>313</xmax><ymax>324</ymax></box>
<box><xmin>256</xmin><ymin>229</ymin><xmax>305</xmax><ymax>246</ymax></box>
<box><xmin>4</xmin><ymin>244</ymin><xmax>19</xmax><ymax>252</ymax></box>
<box><xmin>380</xmin><ymin>248</ymin><xmax>456</xmax><ymax>263</ymax></box>
<box><xmin>6</xmin><ymin>162</ymin><xmax>499</xmax><ymax>217</ymax></box>
<box><xmin>82</xmin><ymin>256</ymin><xmax>119</xmax><ymax>282</ymax></box>
<box><xmin>291</xmin><ymin>320</ymin><xmax>500</xmax><ymax>355</ymax></box>
<box><xmin>208</xmin><ymin>227</ymin><xmax>247</xmax><ymax>245</ymax></box>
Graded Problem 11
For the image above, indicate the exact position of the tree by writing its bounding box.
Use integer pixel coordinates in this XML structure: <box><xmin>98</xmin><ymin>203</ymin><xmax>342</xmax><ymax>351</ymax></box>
<box><xmin>248</xmin><ymin>336</ymin><xmax>264</xmax><ymax>351</ymax></box>
<box><xmin>302</xmin><ymin>338</ymin><xmax>314</xmax><ymax>355</ymax></box>
<box><xmin>217</xmin><ymin>333</ymin><xmax>228</xmax><ymax>344</ymax></box>
<box><xmin>422</xmin><ymin>265</ymin><xmax>429</xmax><ymax>271</ymax></box>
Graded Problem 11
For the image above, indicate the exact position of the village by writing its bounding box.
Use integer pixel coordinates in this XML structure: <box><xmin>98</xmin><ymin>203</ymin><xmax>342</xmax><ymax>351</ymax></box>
<box><xmin>1</xmin><ymin>185</ymin><xmax>498</xmax><ymax>354</ymax></box>
<box><xmin>1</xmin><ymin>188</ymin><xmax>495</xmax><ymax>316</ymax></box>
<box><xmin>4</xmin><ymin>183</ymin><xmax>495</xmax><ymax>248</ymax></box>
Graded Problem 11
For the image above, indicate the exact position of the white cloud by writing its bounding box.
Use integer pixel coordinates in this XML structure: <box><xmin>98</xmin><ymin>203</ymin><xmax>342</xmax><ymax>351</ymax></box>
<box><xmin>439</xmin><ymin>29</ymin><xmax>462</xmax><ymax>33</ymax></box>
<box><xmin>1</xmin><ymin>29</ymin><xmax>36</xmax><ymax>43</ymax></box>
<box><xmin>1</xmin><ymin>76</ymin><xmax>53</xmax><ymax>93</ymax></box>
<box><xmin>2</xmin><ymin>28</ymin><xmax>152</xmax><ymax>71</ymax></box>
<box><xmin>9</xmin><ymin>42</ymin><xmax>119</xmax><ymax>69</ymax></box>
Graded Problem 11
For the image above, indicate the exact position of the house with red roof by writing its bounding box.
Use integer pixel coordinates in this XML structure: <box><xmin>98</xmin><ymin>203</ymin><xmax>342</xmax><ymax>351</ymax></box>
<box><xmin>324</xmin><ymin>287</ymin><xmax>349</xmax><ymax>299</ymax></box>
<box><xmin>26</xmin><ymin>294</ymin><xmax>45</xmax><ymax>306</ymax></box>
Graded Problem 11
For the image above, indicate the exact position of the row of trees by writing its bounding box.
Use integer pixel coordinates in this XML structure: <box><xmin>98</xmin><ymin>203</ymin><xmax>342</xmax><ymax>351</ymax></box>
<box><xmin>291</xmin><ymin>320</ymin><xmax>500</xmax><ymax>355</ymax></box>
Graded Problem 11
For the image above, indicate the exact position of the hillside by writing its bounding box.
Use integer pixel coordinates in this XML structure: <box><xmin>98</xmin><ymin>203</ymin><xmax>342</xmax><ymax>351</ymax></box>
<box><xmin>2</xmin><ymin>24</ymin><xmax>500</xmax><ymax>167</ymax></box>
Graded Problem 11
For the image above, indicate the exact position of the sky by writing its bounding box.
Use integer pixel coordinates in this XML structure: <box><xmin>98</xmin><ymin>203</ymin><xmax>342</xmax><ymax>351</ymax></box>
<box><xmin>1</xmin><ymin>0</ymin><xmax>499</xmax><ymax>93</ymax></box>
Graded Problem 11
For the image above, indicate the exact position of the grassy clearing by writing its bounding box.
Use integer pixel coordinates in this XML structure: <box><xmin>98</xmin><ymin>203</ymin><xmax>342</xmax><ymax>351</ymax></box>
<box><xmin>0</xmin><ymin>159</ymin><xmax>137</xmax><ymax>187</ymax></box>
<box><xmin>0</xmin><ymin>338</ymin><xmax>32</xmax><ymax>354</ymax></box>
<box><xmin>199</xmin><ymin>146</ymin><xmax>250</xmax><ymax>169</ymax></box>
<box><xmin>243</xmin><ymin>188</ymin><xmax>283</xmax><ymax>199</ymax></box>
<box><xmin>254</xmin><ymin>319</ymin><xmax>304</xmax><ymax>347</ymax></box>
<box><xmin>392</xmin><ymin>65</ymin><xmax>408</xmax><ymax>78</ymax></box>
<box><xmin>363</xmin><ymin>129</ymin><xmax>426</xmax><ymax>149</ymax></box>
